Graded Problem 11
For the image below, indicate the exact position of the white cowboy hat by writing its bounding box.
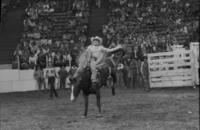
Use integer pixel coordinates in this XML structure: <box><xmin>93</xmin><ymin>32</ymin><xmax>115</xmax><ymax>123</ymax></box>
<box><xmin>90</xmin><ymin>36</ymin><xmax>103</xmax><ymax>44</ymax></box>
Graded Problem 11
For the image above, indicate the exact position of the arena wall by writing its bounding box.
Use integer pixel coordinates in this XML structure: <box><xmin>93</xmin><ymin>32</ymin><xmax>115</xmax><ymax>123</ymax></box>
<box><xmin>0</xmin><ymin>67</ymin><xmax>71</xmax><ymax>93</ymax></box>
<box><xmin>0</xmin><ymin>70</ymin><xmax>37</xmax><ymax>93</ymax></box>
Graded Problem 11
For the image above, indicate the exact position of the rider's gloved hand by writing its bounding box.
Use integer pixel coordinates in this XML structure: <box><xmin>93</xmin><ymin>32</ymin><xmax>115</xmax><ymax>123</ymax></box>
<box><xmin>116</xmin><ymin>44</ymin><xmax>123</xmax><ymax>49</ymax></box>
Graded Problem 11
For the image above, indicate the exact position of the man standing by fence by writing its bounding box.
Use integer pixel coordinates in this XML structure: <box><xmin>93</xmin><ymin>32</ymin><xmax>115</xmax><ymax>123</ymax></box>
<box><xmin>141</xmin><ymin>56</ymin><xmax>149</xmax><ymax>91</ymax></box>
<box><xmin>129</xmin><ymin>57</ymin><xmax>138</xmax><ymax>88</ymax></box>
<box><xmin>34</xmin><ymin>65</ymin><xmax>45</xmax><ymax>91</ymax></box>
<box><xmin>47</xmin><ymin>68</ymin><xmax>58</xmax><ymax>99</ymax></box>
<box><xmin>58</xmin><ymin>66</ymin><xmax>68</xmax><ymax>89</ymax></box>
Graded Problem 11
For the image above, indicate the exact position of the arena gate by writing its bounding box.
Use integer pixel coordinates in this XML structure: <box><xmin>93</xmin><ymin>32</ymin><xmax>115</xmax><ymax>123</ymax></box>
<box><xmin>147</xmin><ymin>50</ymin><xmax>195</xmax><ymax>88</ymax></box>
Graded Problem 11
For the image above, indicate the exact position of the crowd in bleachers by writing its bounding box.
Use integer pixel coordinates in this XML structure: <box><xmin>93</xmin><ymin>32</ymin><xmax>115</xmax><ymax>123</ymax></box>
<box><xmin>103</xmin><ymin>0</ymin><xmax>199</xmax><ymax>57</ymax></box>
<box><xmin>101</xmin><ymin>0</ymin><xmax>199</xmax><ymax>89</ymax></box>
<box><xmin>72</xmin><ymin>0</ymin><xmax>90</xmax><ymax>17</ymax></box>
<box><xmin>12</xmin><ymin>0</ymin><xmax>199</xmax><ymax>73</ymax></box>
<box><xmin>13</xmin><ymin>0</ymin><xmax>90</xmax><ymax>69</ymax></box>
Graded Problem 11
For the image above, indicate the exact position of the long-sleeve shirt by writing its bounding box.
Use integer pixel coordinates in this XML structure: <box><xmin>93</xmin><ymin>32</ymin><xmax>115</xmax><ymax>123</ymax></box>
<box><xmin>87</xmin><ymin>45</ymin><xmax>122</xmax><ymax>68</ymax></box>
<box><xmin>73</xmin><ymin>44</ymin><xmax>122</xmax><ymax>78</ymax></box>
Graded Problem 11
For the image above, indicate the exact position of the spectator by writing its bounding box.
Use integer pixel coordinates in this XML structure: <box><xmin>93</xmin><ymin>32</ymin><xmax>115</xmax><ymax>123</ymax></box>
<box><xmin>67</xmin><ymin>53</ymin><xmax>72</xmax><ymax>67</ymax></box>
<box><xmin>34</xmin><ymin>65</ymin><xmax>45</xmax><ymax>91</ymax></box>
<box><xmin>28</xmin><ymin>53</ymin><xmax>38</xmax><ymax>69</ymax></box>
<box><xmin>116</xmin><ymin>62</ymin><xmax>124</xmax><ymax>87</ymax></box>
<box><xmin>129</xmin><ymin>57</ymin><xmax>138</xmax><ymax>89</ymax></box>
<box><xmin>122</xmin><ymin>58</ymin><xmax>129</xmax><ymax>88</ymax></box>
<box><xmin>141</xmin><ymin>56</ymin><xmax>149</xmax><ymax>91</ymax></box>
<box><xmin>47</xmin><ymin>68</ymin><xmax>58</xmax><ymax>99</ymax></box>
<box><xmin>58</xmin><ymin>66</ymin><xmax>68</xmax><ymax>89</ymax></box>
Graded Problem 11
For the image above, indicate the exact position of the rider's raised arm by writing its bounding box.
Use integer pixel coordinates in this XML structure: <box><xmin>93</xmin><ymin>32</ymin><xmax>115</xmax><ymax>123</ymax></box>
<box><xmin>101</xmin><ymin>45</ymin><xmax>122</xmax><ymax>53</ymax></box>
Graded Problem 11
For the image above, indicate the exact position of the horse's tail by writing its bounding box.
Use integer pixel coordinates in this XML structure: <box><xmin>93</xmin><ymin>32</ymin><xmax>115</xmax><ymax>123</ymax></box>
<box><xmin>111</xmin><ymin>69</ymin><xmax>117</xmax><ymax>96</ymax></box>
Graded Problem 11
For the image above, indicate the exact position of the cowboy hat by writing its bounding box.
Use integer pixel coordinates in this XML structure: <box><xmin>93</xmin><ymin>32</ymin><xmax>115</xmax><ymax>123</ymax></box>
<box><xmin>90</xmin><ymin>36</ymin><xmax>103</xmax><ymax>44</ymax></box>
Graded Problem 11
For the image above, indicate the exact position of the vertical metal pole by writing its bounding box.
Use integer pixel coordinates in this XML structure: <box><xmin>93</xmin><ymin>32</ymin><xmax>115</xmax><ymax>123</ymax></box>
<box><xmin>18</xmin><ymin>55</ymin><xmax>20</xmax><ymax>70</ymax></box>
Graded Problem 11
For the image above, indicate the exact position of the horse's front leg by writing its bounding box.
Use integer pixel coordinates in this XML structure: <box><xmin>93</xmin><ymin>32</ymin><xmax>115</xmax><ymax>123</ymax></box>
<box><xmin>111</xmin><ymin>72</ymin><xmax>116</xmax><ymax>96</ymax></box>
<box><xmin>96</xmin><ymin>91</ymin><xmax>101</xmax><ymax>114</ymax></box>
<box><xmin>83</xmin><ymin>94</ymin><xmax>89</xmax><ymax>117</ymax></box>
<box><xmin>112</xmin><ymin>84</ymin><xmax>116</xmax><ymax>96</ymax></box>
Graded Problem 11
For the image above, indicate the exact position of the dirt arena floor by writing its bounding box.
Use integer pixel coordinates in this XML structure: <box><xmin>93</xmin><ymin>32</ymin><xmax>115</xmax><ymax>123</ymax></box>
<box><xmin>0</xmin><ymin>87</ymin><xmax>199</xmax><ymax>130</ymax></box>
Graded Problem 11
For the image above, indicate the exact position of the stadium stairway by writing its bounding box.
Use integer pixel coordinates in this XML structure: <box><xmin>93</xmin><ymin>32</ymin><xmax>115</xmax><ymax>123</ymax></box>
<box><xmin>88</xmin><ymin>0</ymin><xmax>109</xmax><ymax>38</ymax></box>
<box><xmin>0</xmin><ymin>7</ymin><xmax>24</xmax><ymax>65</ymax></box>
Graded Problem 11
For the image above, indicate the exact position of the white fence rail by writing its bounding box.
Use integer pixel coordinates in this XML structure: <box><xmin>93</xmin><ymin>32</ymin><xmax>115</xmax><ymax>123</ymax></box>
<box><xmin>147</xmin><ymin>50</ymin><xmax>194</xmax><ymax>88</ymax></box>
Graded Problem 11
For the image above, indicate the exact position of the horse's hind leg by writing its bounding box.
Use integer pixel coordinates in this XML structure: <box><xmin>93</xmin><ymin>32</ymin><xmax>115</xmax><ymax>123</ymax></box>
<box><xmin>83</xmin><ymin>94</ymin><xmax>89</xmax><ymax>117</ymax></box>
<box><xmin>112</xmin><ymin>84</ymin><xmax>115</xmax><ymax>96</ymax></box>
<box><xmin>96</xmin><ymin>91</ymin><xmax>101</xmax><ymax>114</ymax></box>
<box><xmin>111</xmin><ymin>72</ymin><xmax>116</xmax><ymax>96</ymax></box>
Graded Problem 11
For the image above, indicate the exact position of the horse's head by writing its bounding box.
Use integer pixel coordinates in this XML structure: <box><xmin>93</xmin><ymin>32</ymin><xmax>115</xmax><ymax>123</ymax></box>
<box><xmin>69</xmin><ymin>67</ymin><xmax>91</xmax><ymax>102</ymax></box>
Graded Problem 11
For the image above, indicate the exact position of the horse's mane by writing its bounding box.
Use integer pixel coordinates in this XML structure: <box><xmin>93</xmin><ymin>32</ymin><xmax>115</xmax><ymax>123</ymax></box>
<box><xmin>76</xmin><ymin>49</ymin><xmax>89</xmax><ymax>71</ymax></box>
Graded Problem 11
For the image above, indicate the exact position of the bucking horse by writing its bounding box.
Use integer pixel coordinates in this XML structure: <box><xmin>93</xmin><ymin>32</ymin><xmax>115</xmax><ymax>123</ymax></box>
<box><xmin>69</xmin><ymin>48</ymin><xmax>124</xmax><ymax>117</ymax></box>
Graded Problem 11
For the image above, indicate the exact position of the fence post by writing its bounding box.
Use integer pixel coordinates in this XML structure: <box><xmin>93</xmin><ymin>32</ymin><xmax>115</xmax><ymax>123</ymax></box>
<box><xmin>190</xmin><ymin>42</ymin><xmax>199</xmax><ymax>85</ymax></box>
<box><xmin>147</xmin><ymin>54</ymin><xmax>151</xmax><ymax>88</ymax></box>
<box><xmin>17</xmin><ymin>55</ymin><xmax>20</xmax><ymax>70</ymax></box>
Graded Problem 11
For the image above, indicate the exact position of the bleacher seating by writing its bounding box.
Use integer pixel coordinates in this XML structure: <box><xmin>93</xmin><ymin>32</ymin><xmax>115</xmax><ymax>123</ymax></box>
<box><xmin>9</xmin><ymin>0</ymin><xmax>199</xmax><ymax>69</ymax></box>
<box><xmin>13</xmin><ymin>0</ymin><xmax>90</xmax><ymax>69</ymax></box>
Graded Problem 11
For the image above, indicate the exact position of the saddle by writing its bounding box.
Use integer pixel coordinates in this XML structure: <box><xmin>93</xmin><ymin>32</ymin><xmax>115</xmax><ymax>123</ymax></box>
<box><xmin>96</xmin><ymin>66</ymin><xmax>112</xmax><ymax>87</ymax></box>
<box><xmin>78</xmin><ymin>59</ymin><xmax>114</xmax><ymax>89</ymax></box>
